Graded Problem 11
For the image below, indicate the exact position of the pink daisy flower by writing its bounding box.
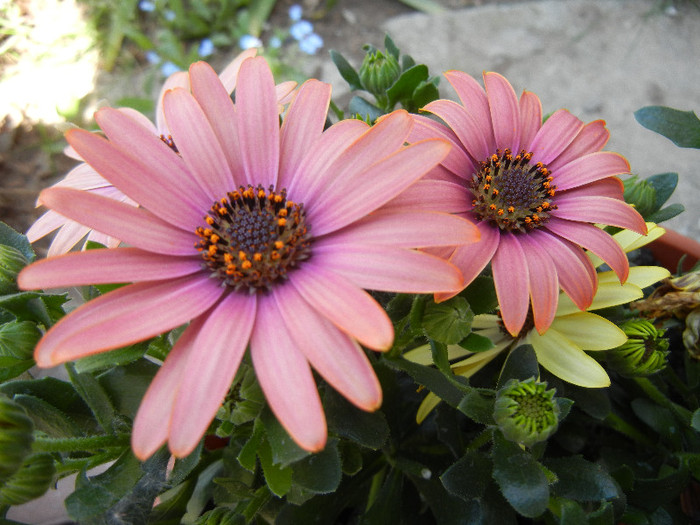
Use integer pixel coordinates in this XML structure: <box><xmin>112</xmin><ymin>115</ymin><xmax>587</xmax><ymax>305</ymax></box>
<box><xmin>18</xmin><ymin>57</ymin><xmax>479</xmax><ymax>459</ymax></box>
<box><xmin>26</xmin><ymin>49</ymin><xmax>296</xmax><ymax>257</ymax></box>
<box><xmin>404</xmin><ymin>70</ymin><xmax>647</xmax><ymax>336</ymax></box>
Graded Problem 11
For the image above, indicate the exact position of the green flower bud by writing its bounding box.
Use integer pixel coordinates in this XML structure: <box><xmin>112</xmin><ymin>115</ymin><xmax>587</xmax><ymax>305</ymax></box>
<box><xmin>493</xmin><ymin>378</ymin><xmax>560</xmax><ymax>448</ymax></box>
<box><xmin>359</xmin><ymin>47</ymin><xmax>401</xmax><ymax>98</ymax></box>
<box><xmin>0</xmin><ymin>453</ymin><xmax>55</xmax><ymax>506</ymax></box>
<box><xmin>0</xmin><ymin>395</ymin><xmax>34</xmax><ymax>482</ymax></box>
<box><xmin>683</xmin><ymin>307</ymin><xmax>700</xmax><ymax>359</ymax></box>
<box><xmin>623</xmin><ymin>176</ymin><xmax>657</xmax><ymax>218</ymax></box>
<box><xmin>195</xmin><ymin>507</ymin><xmax>241</xmax><ymax>525</ymax></box>
<box><xmin>0</xmin><ymin>245</ymin><xmax>29</xmax><ymax>295</ymax></box>
<box><xmin>0</xmin><ymin>320</ymin><xmax>41</xmax><ymax>360</ymax></box>
<box><xmin>606</xmin><ymin>320</ymin><xmax>669</xmax><ymax>376</ymax></box>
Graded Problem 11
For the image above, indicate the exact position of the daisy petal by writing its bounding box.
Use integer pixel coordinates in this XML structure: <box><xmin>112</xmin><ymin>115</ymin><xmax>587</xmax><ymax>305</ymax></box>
<box><xmin>491</xmin><ymin>232</ymin><xmax>530</xmax><ymax>336</ymax></box>
<box><xmin>551</xmin><ymin>312</ymin><xmax>627</xmax><ymax>350</ymax></box>
<box><xmin>251</xmin><ymin>293</ymin><xmax>327</xmax><ymax>452</ymax></box>
<box><xmin>289</xmin><ymin>262</ymin><xmax>394</xmax><ymax>350</ymax></box>
<box><xmin>553</xmin><ymin>152</ymin><xmax>630</xmax><ymax>191</ymax></box>
<box><xmin>525</xmin><ymin>329</ymin><xmax>611</xmax><ymax>387</ymax></box>
<box><xmin>557</xmin><ymin>178</ymin><xmax>624</xmax><ymax>200</ymax></box>
<box><xmin>553</xmin><ymin>196</ymin><xmax>646</xmax><ymax>234</ymax></box>
<box><xmin>18</xmin><ymin>248</ymin><xmax>201</xmax><ymax>288</ymax></box>
<box><xmin>275</xmin><ymin>284</ymin><xmax>382</xmax><ymax>410</ymax></box>
<box><xmin>444</xmin><ymin>70</ymin><xmax>495</xmax><ymax>147</ymax></box>
<box><xmin>236</xmin><ymin>57</ymin><xmax>280</xmax><ymax>187</ymax></box>
<box><xmin>26</xmin><ymin>210</ymin><xmax>65</xmax><ymax>242</ymax></box>
<box><xmin>38</xmin><ymin>187</ymin><xmax>198</xmax><ymax>256</ymax></box>
<box><xmin>484</xmin><ymin>72</ymin><xmax>520</xmax><ymax>153</ymax></box>
<box><xmin>518</xmin><ymin>90</ymin><xmax>542</xmax><ymax>152</ymax></box>
<box><xmin>548</xmin><ymin>120</ymin><xmax>609</xmax><ymax>172</ymax></box>
<box><xmin>382</xmin><ymin>180</ymin><xmax>471</xmax><ymax>214</ymax></box>
<box><xmin>598</xmin><ymin>266</ymin><xmax>670</xmax><ymax>289</ymax></box>
<box><xmin>557</xmin><ymin>282</ymin><xmax>644</xmax><ymax>315</ymax></box>
<box><xmin>156</xmin><ymin>71</ymin><xmax>190</xmax><ymax>134</ymax></box>
<box><xmin>218</xmin><ymin>48</ymin><xmax>257</xmax><ymax>93</ymax></box>
<box><xmin>528</xmin><ymin>109</ymin><xmax>583</xmax><ymax>165</ymax></box>
<box><xmin>33</xmin><ymin>274</ymin><xmax>224</xmax><ymax>367</ymax></box>
<box><xmin>409</xmin><ymin>114</ymin><xmax>475</xmax><ymax>177</ymax></box>
<box><xmin>117</xmin><ymin>107</ymin><xmax>158</xmax><ymax>134</ymax></box>
<box><xmin>132</xmin><ymin>318</ymin><xmax>202</xmax><ymax>460</ymax></box>
<box><xmin>169</xmin><ymin>292</ymin><xmax>256</xmax><ymax>457</ymax></box>
<box><xmin>519</xmin><ymin>235</ymin><xmax>559</xmax><ymax>334</ymax></box>
<box><xmin>46</xmin><ymin>221</ymin><xmax>91</xmax><ymax>257</ymax></box>
<box><xmin>423</xmin><ymin>99</ymin><xmax>490</xmax><ymax>162</ymax></box>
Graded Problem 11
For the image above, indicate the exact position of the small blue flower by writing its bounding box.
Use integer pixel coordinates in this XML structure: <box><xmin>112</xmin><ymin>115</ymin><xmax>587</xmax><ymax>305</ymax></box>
<box><xmin>164</xmin><ymin>9</ymin><xmax>176</xmax><ymax>21</ymax></box>
<box><xmin>288</xmin><ymin>4</ymin><xmax>303</xmax><ymax>21</ymax></box>
<box><xmin>239</xmin><ymin>34</ymin><xmax>263</xmax><ymax>50</ymax></box>
<box><xmin>269</xmin><ymin>36</ymin><xmax>282</xmax><ymax>49</ymax></box>
<box><xmin>145</xmin><ymin>50</ymin><xmax>161</xmax><ymax>64</ymax></box>
<box><xmin>198</xmin><ymin>38</ymin><xmax>215</xmax><ymax>57</ymax></box>
<box><xmin>138</xmin><ymin>0</ymin><xmax>156</xmax><ymax>12</ymax></box>
<box><xmin>290</xmin><ymin>20</ymin><xmax>313</xmax><ymax>41</ymax></box>
<box><xmin>298</xmin><ymin>33</ymin><xmax>323</xmax><ymax>55</ymax></box>
<box><xmin>160</xmin><ymin>61</ymin><xmax>181</xmax><ymax>77</ymax></box>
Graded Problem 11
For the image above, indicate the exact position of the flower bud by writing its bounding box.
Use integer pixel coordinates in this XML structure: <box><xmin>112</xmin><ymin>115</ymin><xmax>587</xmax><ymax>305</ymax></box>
<box><xmin>623</xmin><ymin>176</ymin><xmax>657</xmax><ymax>218</ymax></box>
<box><xmin>606</xmin><ymin>319</ymin><xmax>669</xmax><ymax>376</ymax></box>
<box><xmin>0</xmin><ymin>395</ymin><xmax>34</xmax><ymax>482</ymax></box>
<box><xmin>0</xmin><ymin>245</ymin><xmax>29</xmax><ymax>295</ymax></box>
<box><xmin>683</xmin><ymin>307</ymin><xmax>700</xmax><ymax>359</ymax></box>
<box><xmin>493</xmin><ymin>378</ymin><xmax>560</xmax><ymax>447</ymax></box>
<box><xmin>359</xmin><ymin>47</ymin><xmax>401</xmax><ymax>98</ymax></box>
<box><xmin>0</xmin><ymin>453</ymin><xmax>55</xmax><ymax>506</ymax></box>
<box><xmin>195</xmin><ymin>508</ymin><xmax>240</xmax><ymax>525</ymax></box>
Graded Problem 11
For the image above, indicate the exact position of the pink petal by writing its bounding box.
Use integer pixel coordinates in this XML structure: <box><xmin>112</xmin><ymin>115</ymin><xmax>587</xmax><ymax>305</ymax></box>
<box><xmin>117</xmin><ymin>107</ymin><xmax>158</xmax><ymax>134</ymax></box>
<box><xmin>544</xmin><ymin>217</ymin><xmax>629</xmax><ymax>282</ymax></box>
<box><xmin>163</xmin><ymin>88</ymin><xmax>234</xmax><ymax>200</ymax></box>
<box><xmin>553</xmin><ymin>152</ymin><xmax>630</xmax><ymax>191</ymax></box>
<box><xmin>528</xmin><ymin>109</ymin><xmax>583</xmax><ymax>165</ymax></box>
<box><xmin>423</xmin><ymin>99</ymin><xmax>490</xmax><ymax>162</ymax></box>
<box><xmin>78</xmin><ymin>116</ymin><xmax>209</xmax><ymax>228</ymax></box>
<box><xmin>484</xmin><ymin>72</ymin><xmax>520</xmax><ymax>153</ymax></box>
<box><xmin>169</xmin><ymin>292</ymin><xmax>256</xmax><ymax>457</ymax></box>
<box><xmin>409</xmin><ymin>113</ymin><xmax>475</xmax><ymax>177</ymax></box>
<box><xmin>189</xmin><ymin>61</ymin><xmax>245</xmax><ymax>186</ymax></box>
<box><xmin>275</xmin><ymin>81</ymin><xmax>297</xmax><ymax>106</ymax></box>
<box><xmin>278</xmin><ymin>79</ymin><xmax>332</xmax><ymax>189</ymax></box>
<box><xmin>382</xmin><ymin>179</ymin><xmax>471</xmax><ymax>214</ymax></box>
<box><xmin>518</xmin><ymin>235</ymin><xmax>559</xmax><ymax>334</ymax></box>
<box><xmin>18</xmin><ymin>248</ymin><xmax>201</xmax><ymax>289</ymax></box>
<box><xmin>286</xmin><ymin>118</ymin><xmax>369</xmax><ymax>203</ymax></box>
<box><xmin>217</xmin><ymin>49</ymin><xmax>257</xmax><ymax>93</ymax></box>
<box><xmin>26</xmin><ymin>209</ymin><xmax>67</xmax><ymax>242</ymax></box>
<box><xmin>56</xmin><ymin>163</ymin><xmax>112</xmax><ymax>191</ymax></box>
<box><xmin>530</xmin><ymin>229</ymin><xmax>596</xmax><ymax>311</ymax></box>
<box><xmin>552</xmin><ymin>196</ymin><xmax>647</xmax><ymax>234</ymax></box>
<box><xmin>156</xmin><ymin>71</ymin><xmax>190</xmax><ymax>134</ymax></box>
<box><xmin>518</xmin><ymin>90</ymin><xmax>542</xmax><ymax>152</ymax></box>
<box><xmin>548</xmin><ymin>120</ymin><xmax>610</xmax><ymax>172</ymax></box>
<box><xmin>491</xmin><ymin>231</ymin><xmax>530</xmax><ymax>336</ymax></box>
<box><xmin>38</xmin><ymin>187</ymin><xmax>198</xmax><ymax>256</ymax></box>
<box><xmin>313</xmin><ymin>242</ymin><xmax>463</xmax><ymax>294</ymax></box>
<box><xmin>444</xmin><ymin>70</ymin><xmax>495</xmax><ymax>147</ymax></box>
<box><xmin>309</xmin><ymin>139</ymin><xmax>451</xmax><ymax>236</ymax></box>
<box><xmin>46</xmin><ymin>221</ymin><xmax>91</xmax><ymax>257</ymax></box>
<box><xmin>33</xmin><ymin>274</ymin><xmax>224</xmax><ymax>367</ymax></box>
<box><xmin>235</xmin><ymin>56</ymin><xmax>280</xmax><ymax>188</ymax></box>
<box><xmin>274</xmin><ymin>283</ymin><xmax>382</xmax><ymax>411</ymax></box>
<box><xmin>250</xmin><ymin>293</ymin><xmax>326</xmax><ymax>452</ymax></box>
<box><xmin>289</xmin><ymin>263</ymin><xmax>394</xmax><ymax>350</ymax></box>
<box><xmin>557</xmin><ymin>178</ymin><xmax>624</xmax><ymax>200</ymax></box>
<box><xmin>132</xmin><ymin>318</ymin><xmax>202</xmax><ymax>460</ymax></box>
<box><xmin>436</xmin><ymin>219</ymin><xmax>500</xmax><ymax>302</ymax></box>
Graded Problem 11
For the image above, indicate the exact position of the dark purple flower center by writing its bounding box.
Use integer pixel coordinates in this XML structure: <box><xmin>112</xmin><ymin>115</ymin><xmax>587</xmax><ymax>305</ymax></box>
<box><xmin>470</xmin><ymin>149</ymin><xmax>557</xmax><ymax>233</ymax></box>
<box><xmin>159</xmin><ymin>134</ymin><xmax>179</xmax><ymax>154</ymax></box>
<box><xmin>195</xmin><ymin>184</ymin><xmax>311</xmax><ymax>293</ymax></box>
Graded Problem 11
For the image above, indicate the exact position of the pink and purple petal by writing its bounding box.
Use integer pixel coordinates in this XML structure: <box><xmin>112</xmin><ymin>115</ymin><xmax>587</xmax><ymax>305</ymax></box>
<box><xmin>528</xmin><ymin>109</ymin><xmax>583</xmax><ymax>165</ymax></box>
<box><xmin>217</xmin><ymin>48</ymin><xmax>257</xmax><ymax>93</ymax></box>
<box><xmin>553</xmin><ymin>196</ymin><xmax>646</xmax><ymax>234</ymax></box>
<box><xmin>409</xmin><ymin>113</ymin><xmax>475</xmax><ymax>177</ymax></box>
<box><xmin>518</xmin><ymin>235</ymin><xmax>559</xmax><ymax>333</ymax></box>
<box><xmin>423</xmin><ymin>99</ymin><xmax>490</xmax><ymax>163</ymax></box>
<box><xmin>444</xmin><ymin>70</ymin><xmax>495</xmax><ymax>148</ymax></box>
<box><xmin>557</xmin><ymin>178</ymin><xmax>624</xmax><ymax>200</ymax></box>
<box><xmin>518</xmin><ymin>90</ymin><xmax>542</xmax><ymax>152</ymax></box>
<box><xmin>548</xmin><ymin>120</ymin><xmax>610</xmax><ymax>172</ymax></box>
<box><xmin>553</xmin><ymin>151</ymin><xmax>629</xmax><ymax>191</ymax></box>
<box><xmin>483</xmin><ymin>72</ymin><xmax>520</xmax><ymax>153</ymax></box>
<box><xmin>382</xmin><ymin>179</ymin><xmax>471</xmax><ymax>214</ymax></box>
<box><xmin>491</xmin><ymin>231</ymin><xmax>530</xmax><ymax>336</ymax></box>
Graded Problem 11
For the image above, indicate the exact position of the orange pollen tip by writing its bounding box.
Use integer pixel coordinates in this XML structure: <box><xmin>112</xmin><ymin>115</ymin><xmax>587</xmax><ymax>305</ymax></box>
<box><xmin>224</xmin><ymin>253</ymin><xmax>233</xmax><ymax>263</ymax></box>
<box><xmin>208</xmin><ymin>245</ymin><xmax>217</xmax><ymax>255</ymax></box>
<box><xmin>241</xmin><ymin>260</ymin><xmax>252</xmax><ymax>270</ymax></box>
<box><xmin>210</xmin><ymin>234</ymin><xmax>219</xmax><ymax>243</ymax></box>
<box><xmin>274</xmin><ymin>240</ymin><xmax>284</xmax><ymax>250</ymax></box>
<box><xmin>205</xmin><ymin>217</ymin><xmax>214</xmax><ymax>225</ymax></box>
<box><xmin>542</xmin><ymin>202</ymin><xmax>550</xmax><ymax>209</ymax></box>
<box><xmin>507</xmin><ymin>206</ymin><xmax>515</xmax><ymax>213</ymax></box>
<box><xmin>277</xmin><ymin>218</ymin><xmax>287</xmax><ymax>227</ymax></box>
<box><xmin>492</xmin><ymin>189</ymin><xmax>499</xmax><ymax>196</ymax></box>
<box><xmin>483</xmin><ymin>184</ymin><xmax>490</xmax><ymax>191</ymax></box>
<box><xmin>548</xmin><ymin>190</ymin><xmax>556</xmax><ymax>196</ymax></box>
<box><xmin>497</xmin><ymin>209</ymin><xmax>504</xmax><ymax>216</ymax></box>
<box><xmin>258</xmin><ymin>189</ymin><xmax>266</xmax><ymax>198</ymax></box>
<box><xmin>489</xmin><ymin>204</ymin><xmax>497</xmax><ymax>210</ymax></box>
<box><xmin>271</xmin><ymin>251</ymin><xmax>280</xmax><ymax>260</ymax></box>
<box><xmin>253</xmin><ymin>253</ymin><xmax>262</xmax><ymax>262</ymax></box>
<box><xmin>485</xmin><ymin>175</ymin><xmax>492</xmax><ymax>182</ymax></box>
<box><xmin>278</xmin><ymin>209</ymin><xmax>288</xmax><ymax>217</ymax></box>
<box><xmin>524</xmin><ymin>217</ymin><xmax>532</xmax><ymax>223</ymax></box>
<box><xmin>238</xmin><ymin>251</ymin><xmax>247</xmax><ymax>260</ymax></box>
<box><xmin>274</xmin><ymin>195</ymin><xmax>283</xmax><ymax>203</ymax></box>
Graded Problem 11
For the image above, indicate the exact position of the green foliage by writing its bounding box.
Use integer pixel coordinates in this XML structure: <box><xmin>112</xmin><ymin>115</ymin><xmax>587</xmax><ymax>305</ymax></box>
<box><xmin>623</xmin><ymin>173</ymin><xmax>684</xmax><ymax>223</ymax></box>
<box><xmin>635</xmin><ymin>106</ymin><xmax>700</xmax><ymax>149</ymax></box>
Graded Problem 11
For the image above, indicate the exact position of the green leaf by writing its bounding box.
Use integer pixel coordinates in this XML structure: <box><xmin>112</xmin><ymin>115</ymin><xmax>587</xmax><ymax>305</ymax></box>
<box><xmin>491</xmin><ymin>431</ymin><xmax>549</xmax><ymax>518</ymax></box>
<box><xmin>635</xmin><ymin>106</ymin><xmax>700</xmax><ymax>149</ymax></box>
<box><xmin>631</xmin><ymin>398</ymin><xmax>680</xmax><ymax>447</ymax></box>
<box><xmin>66</xmin><ymin>363</ymin><xmax>117</xmax><ymax>433</ymax></box>
<box><xmin>257</xmin><ymin>438</ymin><xmax>292</xmax><ymax>497</ymax></box>
<box><xmin>348</xmin><ymin>96</ymin><xmax>383</xmax><ymax>123</ymax></box>
<box><xmin>246</xmin><ymin>0</ymin><xmax>276</xmax><ymax>36</ymax></box>
<box><xmin>383</xmin><ymin>356</ymin><xmax>468</xmax><ymax>408</ymax></box>
<box><xmin>324</xmin><ymin>388</ymin><xmax>389</xmax><ymax>450</ymax></box>
<box><xmin>363</xmin><ymin>468</ymin><xmax>403</xmax><ymax>525</ymax></box>
<box><xmin>397</xmin><ymin>0</ymin><xmax>445</xmax><ymax>14</ymax></box>
<box><xmin>0</xmin><ymin>357</ymin><xmax>34</xmax><ymax>382</ymax></box>
<box><xmin>292</xmin><ymin>438</ymin><xmax>341</xmax><ymax>494</ymax></box>
<box><xmin>12</xmin><ymin>394</ymin><xmax>83</xmax><ymax>438</ymax></box>
<box><xmin>73</xmin><ymin>343</ymin><xmax>148</xmax><ymax>374</ymax></box>
<box><xmin>0</xmin><ymin>321</ymin><xmax>40</xmax><ymax>360</ymax></box>
<box><xmin>260</xmin><ymin>407</ymin><xmax>309</xmax><ymax>467</ymax></box>
<box><xmin>410</xmin><ymin>79</ymin><xmax>440</xmax><ymax>110</ymax></box>
<box><xmin>567</xmin><ymin>384</ymin><xmax>610</xmax><ymax>420</ymax></box>
<box><xmin>441</xmin><ymin>450</ymin><xmax>493</xmax><ymax>501</ymax></box>
<box><xmin>646</xmin><ymin>172</ymin><xmax>679</xmax><ymax>209</ymax></box>
<box><xmin>691</xmin><ymin>408</ymin><xmax>700</xmax><ymax>432</ymax></box>
<box><xmin>627</xmin><ymin>466</ymin><xmax>690</xmax><ymax>512</ymax></box>
<box><xmin>98</xmin><ymin>359</ymin><xmax>159</xmax><ymax>419</ymax></box>
<box><xmin>545</xmin><ymin>456</ymin><xmax>620</xmax><ymax>502</ymax></box>
<box><xmin>457</xmin><ymin>389</ymin><xmax>495</xmax><ymax>425</ymax></box>
<box><xmin>647</xmin><ymin>203</ymin><xmax>685</xmax><ymax>224</ymax></box>
<box><xmin>384</xmin><ymin>34</ymin><xmax>400</xmax><ymax>60</ymax></box>
<box><xmin>330</xmin><ymin>50</ymin><xmax>362</xmax><ymax>91</ymax></box>
<box><xmin>238</xmin><ymin>420</ymin><xmax>264</xmax><ymax>472</ymax></box>
<box><xmin>497</xmin><ymin>344</ymin><xmax>539</xmax><ymax>388</ymax></box>
<box><xmin>462</xmin><ymin>276</ymin><xmax>498</xmax><ymax>315</ymax></box>
<box><xmin>556</xmin><ymin>499</ymin><xmax>588</xmax><ymax>525</ymax></box>
<box><xmin>0</xmin><ymin>222</ymin><xmax>34</xmax><ymax>262</ymax></box>
<box><xmin>422</xmin><ymin>296</ymin><xmax>474</xmax><ymax>345</ymax></box>
<box><xmin>458</xmin><ymin>332</ymin><xmax>494</xmax><ymax>353</ymax></box>
<box><xmin>338</xmin><ymin>441</ymin><xmax>362</xmax><ymax>476</ymax></box>
<box><xmin>387</xmin><ymin>64</ymin><xmax>429</xmax><ymax>108</ymax></box>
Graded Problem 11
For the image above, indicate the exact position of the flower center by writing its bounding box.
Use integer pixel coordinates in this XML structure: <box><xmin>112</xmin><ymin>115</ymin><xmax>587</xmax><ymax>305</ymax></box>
<box><xmin>160</xmin><ymin>134</ymin><xmax>179</xmax><ymax>153</ymax></box>
<box><xmin>195</xmin><ymin>184</ymin><xmax>311</xmax><ymax>293</ymax></box>
<box><xmin>470</xmin><ymin>149</ymin><xmax>557</xmax><ymax>232</ymax></box>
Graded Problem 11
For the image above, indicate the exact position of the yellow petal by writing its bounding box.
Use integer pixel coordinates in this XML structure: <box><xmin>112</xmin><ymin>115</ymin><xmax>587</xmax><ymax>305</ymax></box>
<box><xmin>404</xmin><ymin>343</ymin><xmax>475</xmax><ymax>365</ymax></box>
<box><xmin>473</xmin><ymin>314</ymin><xmax>500</xmax><ymax>329</ymax></box>
<box><xmin>598</xmin><ymin>266</ymin><xmax>670</xmax><ymax>288</ymax></box>
<box><xmin>525</xmin><ymin>329</ymin><xmax>611</xmax><ymax>388</ymax></box>
<box><xmin>416</xmin><ymin>391</ymin><xmax>441</xmax><ymax>424</ymax></box>
<box><xmin>557</xmin><ymin>282</ymin><xmax>644</xmax><ymax>315</ymax></box>
<box><xmin>551</xmin><ymin>312</ymin><xmax>627</xmax><ymax>350</ymax></box>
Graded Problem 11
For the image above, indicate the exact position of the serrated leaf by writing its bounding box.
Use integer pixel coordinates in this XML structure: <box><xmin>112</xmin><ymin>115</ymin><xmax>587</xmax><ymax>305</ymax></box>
<box><xmin>491</xmin><ymin>431</ymin><xmax>549</xmax><ymax>518</ymax></box>
<box><xmin>545</xmin><ymin>456</ymin><xmax>620</xmax><ymax>502</ymax></box>
<box><xmin>458</xmin><ymin>332</ymin><xmax>494</xmax><ymax>353</ymax></box>
<box><xmin>422</xmin><ymin>296</ymin><xmax>474</xmax><ymax>345</ymax></box>
<box><xmin>627</xmin><ymin>467</ymin><xmax>690</xmax><ymax>512</ymax></box>
<box><xmin>257</xmin><ymin>438</ymin><xmax>292</xmax><ymax>497</ymax></box>
<box><xmin>635</xmin><ymin>106</ymin><xmax>700</xmax><ymax>149</ymax></box>
<box><xmin>441</xmin><ymin>450</ymin><xmax>492</xmax><ymax>501</ymax></box>
<box><xmin>0</xmin><ymin>321</ymin><xmax>40</xmax><ymax>360</ymax></box>
<box><xmin>387</xmin><ymin>64</ymin><xmax>429</xmax><ymax>108</ymax></box>
<box><xmin>13</xmin><ymin>394</ymin><xmax>83</xmax><ymax>438</ymax></box>
<box><xmin>260</xmin><ymin>407</ymin><xmax>308</xmax><ymax>467</ymax></box>
<box><xmin>0</xmin><ymin>222</ymin><xmax>35</xmax><ymax>262</ymax></box>
<box><xmin>291</xmin><ymin>438</ymin><xmax>341</xmax><ymax>494</ymax></box>
<box><xmin>410</xmin><ymin>79</ymin><xmax>440</xmax><ymax>110</ymax></box>
<box><xmin>73</xmin><ymin>343</ymin><xmax>148</xmax><ymax>374</ymax></box>
<box><xmin>66</xmin><ymin>363</ymin><xmax>117</xmax><ymax>434</ymax></box>
<box><xmin>348</xmin><ymin>96</ymin><xmax>383</xmax><ymax>123</ymax></box>
<box><xmin>462</xmin><ymin>276</ymin><xmax>498</xmax><ymax>315</ymax></box>
<box><xmin>631</xmin><ymin>398</ymin><xmax>681</xmax><ymax>447</ymax></box>
<box><xmin>324</xmin><ymin>388</ymin><xmax>389</xmax><ymax>450</ymax></box>
<box><xmin>330</xmin><ymin>50</ymin><xmax>362</xmax><ymax>91</ymax></box>
<box><xmin>457</xmin><ymin>389</ymin><xmax>495</xmax><ymax>425</ymax></box>
<box><xmin>238</xmin><ymin>420</ymin><xmax>264</xmax><ymax>472</ymax></box>
<box><xmin>383</xmin><ymin>356</ymin><xmax>468</xmax><ymax>408</ymax></box>
<box><xmin>497</xmin><ymin>344</ymin><xmax>539</xmax><ymax>388</ymax></box>
<box><xmin>0</xmin><ymin>357</ymin><xmax>34</xmax><ymax>382</ymax></box>
<box><xmin>98</xmin><ymin>359</ymin><xmax>159</xmax><ymax>419</ymax></box>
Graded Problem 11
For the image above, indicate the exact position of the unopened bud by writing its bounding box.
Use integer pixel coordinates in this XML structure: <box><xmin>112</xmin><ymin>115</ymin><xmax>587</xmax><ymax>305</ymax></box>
<box><xmin>0</xmin><ymin>453</ymin><xmax>54</xmax><ymax>506</ymax></box>
<box><xmin>0</xmin><ymin>245</ymin><xmax>29</xmax><ymax>295</ymax></box>
<box><xmin>493</xmin><ymin>378</ymin><xmax>560</xmax><ymax>448</ymax></box>
<box><xmin>359</xmin><ymin>47</ymin><xmax>401</xmax><ymax>97</ymax></box>
<box><xmin>623</xmin><ymin>176</ymin><xmax>657</xmax><ymax>218</ymax></box>
<box><xmin>606</xmin><ymin>319</ymin><xmax>669</xmax><ymax>376</ymax></box>
<box><xmin>0</xmin><ymin>395</ymin><xmax>34</xmax><ymax>482</ymax></box>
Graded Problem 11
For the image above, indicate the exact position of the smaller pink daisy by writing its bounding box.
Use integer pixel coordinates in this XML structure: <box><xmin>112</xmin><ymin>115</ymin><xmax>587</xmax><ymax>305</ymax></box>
<box><xmin>404</xmin><ymin>70</ymin><xmax>647</xmax><ymax>336</ymax></box>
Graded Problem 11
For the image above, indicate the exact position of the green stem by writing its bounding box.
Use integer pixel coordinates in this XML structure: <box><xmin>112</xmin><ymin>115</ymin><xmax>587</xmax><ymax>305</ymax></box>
<box><xmin>33</xmin><ymin>433</ymin><xmax>130</xmax><ymax>453</ymax></box>
<box><xmin>466</xmin><ymin>427</ymin><xmax>494</xmax><ymax>451</ymax></box>
<box><xmin>604</xmin><ymin>413</ymin><xmax>655</xmax><ymax>447</ymax></box>
<box><xmin>634</xmin><ymin>377</ymin><xmax>693</xmax><ymax>423</ymax></box>
<box><xmin>54</xmin><ymin>449</ymin><xmax>124</xmax><ymax>476</ymax></box>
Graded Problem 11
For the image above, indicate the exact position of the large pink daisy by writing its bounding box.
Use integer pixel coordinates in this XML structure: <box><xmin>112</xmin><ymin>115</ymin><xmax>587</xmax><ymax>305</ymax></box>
<box><xmin>18</xmin><ymin>57</ymin><xmax>479</xmax><ymax>459</ymax></box>
<box><xmin>26</xmin><ymin>49</ymin><xmax>296</xmax><ymax>256</ymax></box>
<box><xmin>405</xmin><ymin>70</ymin><xmax>646</xmax><ymax>336</ymax></box>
